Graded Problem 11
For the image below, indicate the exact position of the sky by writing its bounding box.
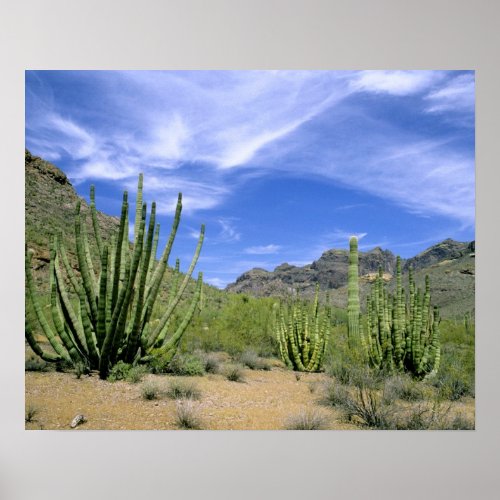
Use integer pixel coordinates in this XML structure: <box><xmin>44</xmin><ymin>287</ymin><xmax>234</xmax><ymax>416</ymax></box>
<box><xmin>25</xmin><ymin>70</ymin><xmax>475</xmax><ymax>289</ymax></box>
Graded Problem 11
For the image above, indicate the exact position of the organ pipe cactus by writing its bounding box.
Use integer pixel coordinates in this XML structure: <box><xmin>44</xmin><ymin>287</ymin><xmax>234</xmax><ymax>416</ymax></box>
<box><xmin>363</xmin><ymin>259</ymin><xmax>441</xmax><ymax>379</ymax></box>
<box><xmin>25</xmin><ymin>174</ymin><xmax>205</xmax><ymax>379</ymax></box>
<box><xmin>274</xmin><ymin>284</ymin><xmax>330</xmax><ymax>372</ymax></box>
<box><xmin>347</xmin><ymin>236</ymin><xmax>361</xmax><ymax>347</ymax></box>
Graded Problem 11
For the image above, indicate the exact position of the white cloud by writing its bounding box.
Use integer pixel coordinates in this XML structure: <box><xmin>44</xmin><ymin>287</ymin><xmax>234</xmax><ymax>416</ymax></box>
<box><xmin>351</xmin><ymin>70</ymin><xmax>443</xmax><ymax>96</ymax></box>
<box><xmin>217</xmin><ymin>218</ymin><xmax>241</xmax><ymax>242</ymax></box>
<box><xmin>424</xmin><ymin>73</ymin><xmax>475</xmax><ymax>113</ymax></box>
<box><xmin>205</xmin><ymin>277</ymin><xmax>227</xmax><ymax>289</ymax></box>
<box><xmin>244</xmin><ymin>244</ymin><xmax>282</xmax><ymax>255</ymax></box>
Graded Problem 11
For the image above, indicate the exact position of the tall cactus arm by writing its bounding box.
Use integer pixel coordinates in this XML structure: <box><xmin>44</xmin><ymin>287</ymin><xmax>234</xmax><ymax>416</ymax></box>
<box><xmin>96</xmin><ymin>245</ymin><xmax>108</xmax><ymax>350</ymax></box>
<box><xmin>99</xmin><ymin>256</ymin><xmax>131</xmax><ymax>379</ymax></box>
<box><xmin>109</xmin><ymin>204</ymin><xmax>146</xmax><ymax>363</ymax></box>
<box><xmin>347</xmin><ymin>236</ymin><xmax>361</xmax><ymax>346</ymax></box>
<box><xmin>153</xmin><ymin>272</ymin><xmax>204</xmax><ymax>356</ymax></box>
<box><xmin>25</xmin><ymin>247</ymin><xmax>71</xmax><ymax>362</ymax></box>
<box><xmin>75</xmin><ymin>201</ymin><xmax>98</xmax><ymax>324</ymax></box>
<box><xmin>25</xmin><ymin>314</ymin><xmax>62</xmax><ymax>363</ymax></box>
<box><xmin>49</xmin><ymin>238</ymin><xmax>84</xmax><ymax>365</ymax></box>
<box><xmin>125</xmin><ymin>202</ymin><xmax>157</xmax><ymax>362</ymax></box>
<box><xmin>90</xmin><ymin>184</ymin><xmax>103</xmax><ymax>256</ymax></box>
<box><xmin>144</xmin><ymin>193</ymin><xmax>182</xmax><ymax>309</ymax></box>
<box><xmin>134</xmin><ymin>174</ymin><xmax>144</xmax><ymax>246</ymax></box>
<box><xmin>111</xmin><ymin>192</ymin><xmax>128</xmax><ymax>313</ymax></box>
<box><xmin>145</xmin><ymin>224</ymin><xmax>205</xmax><ymax>350</ymax></box>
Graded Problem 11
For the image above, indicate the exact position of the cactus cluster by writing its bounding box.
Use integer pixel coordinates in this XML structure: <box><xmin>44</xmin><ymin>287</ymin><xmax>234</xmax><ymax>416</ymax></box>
<box><xmin>25</xmin><ymin>175</ymin><xmax>204</xmax><ymax>379</ymax></box>
<box><xmin>363</xmin><ymin>258</ymin><xmax>441</xmax><ymax>378</ymax></box>
<box><xmin>274</xmin><ymin>285</ymin><xmax>330</xmax><ymax>372</ymax></box>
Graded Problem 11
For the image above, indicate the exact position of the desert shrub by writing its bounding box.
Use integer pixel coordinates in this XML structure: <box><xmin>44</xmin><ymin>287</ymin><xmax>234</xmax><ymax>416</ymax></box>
<box><xmin>202</xmin><ymin>353</ymin><xmax>221</xmax><ymax>374</ymax></box>
<box><xmin>432</xmin><ymin>349</ymin><xmax>475</xmax><ymax>401</ymax></box>
<box><xmin>25</xmin><ymin>356</ymin><xmax>49</xmax><ymax>372</ymax></box>
<box><xmin>240</xmin><ymin>350</ymin><xmax>271</xmax><ymax>371</ymax></box>
<box><xmin>322</xmin><ymin>381</ymin><xmax>352</xmax><ymax>408</ymax></box>
<box><xmin>141</xmin><ymin>381</ymin><xmax>161</xmax><ymax>400</ymax></box>
<box><xmin>383</xmin><ymin>374</ymin><xmax>425</xmax><ymax>403</ymax></box>
<box><xmin>25</xmin><ymin>403</ymin><xmax>38</xmax><ymax>423</ymax></box>
<box><xmin>167</xmin><ymin>354</ymin><xmax>205</xmax><ymax>377</ymax></box>
<box><xmin>225</xmin><ymin>364</ymin><xmax>245</xmax><ymax>382</ymax></box>
<box><xmin>391</xmin><ymin>401</ymin><xmax>452</xmax><ymax>430</ymax></box>
<box><xmin>166</xmin><ymin>379</ymin><xmax>201</xmax><ymax>400</ymax></box>
<box><xmin>108</xmin><ymin>361</ymin><xmax>132</xmax><ymax>382</ymax></box>
<box><xmin>175</xmin><ymin>400</ymin><xmax>203</xmax><ymax>429</ymax></box>
<box><xmin>285</xmin><ymin>409</ymin><xmax>329</xmax><ymax>430</ymax></box>
<box><xmin>335</xmin><ymin>386</ymin><xmax>395</xmax><ymax>429</ymax></box>
<box><xmin>126</xmin><ymin>365</ymin><xmax>149</xmax><ymax>384</ymax></box>
<box><xmin>74</xmin><ymin>362</ymin><xmax>90</xmax><ymax>379</ymax></box>
<box><xmin>445</xmin><ymin>413</ymin><xmax>475</xmax><ymax>430</ymax></box>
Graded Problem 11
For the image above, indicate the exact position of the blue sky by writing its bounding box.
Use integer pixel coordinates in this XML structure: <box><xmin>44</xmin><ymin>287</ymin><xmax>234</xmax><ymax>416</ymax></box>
<box><xmin>25</xmin><ymin>70</ymin><xmax>475</xmax><ymax>288</ymax></box>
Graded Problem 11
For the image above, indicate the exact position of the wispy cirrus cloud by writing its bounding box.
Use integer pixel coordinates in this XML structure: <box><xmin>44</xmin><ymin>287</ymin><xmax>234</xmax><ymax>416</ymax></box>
<box><xmin>26</xmin><ymin>70</ymin><xmax>475</xmax><ymax>295</ymax></box>
<box><xmin>244</xmin><ymin>244</ymin><xmax>282</xmax><ymax>255</ymax></box>
<box><xmin>216</xmin><ymin>218</ymin><xmax>241</xmax><ymax>243</ymax></box>
<box><xmin>424</xmin><ymin>73</ymin><xmax>475</xmax><ymax>114</ymax></box>
<box><xmin>350</xmin><ymin>70</ymin><xmax>444</xmax><ymax>96</ymax></box>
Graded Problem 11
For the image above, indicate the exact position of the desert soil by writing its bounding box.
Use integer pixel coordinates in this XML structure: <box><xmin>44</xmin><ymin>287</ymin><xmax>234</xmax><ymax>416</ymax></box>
<box><xmin>25</xmin><ymin>367</ymin><xmax>356</xmax><ymax>430</ymax></box>
<box><xmin>25</xmin><ymin>365</ymin><xmax>475</xmax><ymax>431</ymax></box>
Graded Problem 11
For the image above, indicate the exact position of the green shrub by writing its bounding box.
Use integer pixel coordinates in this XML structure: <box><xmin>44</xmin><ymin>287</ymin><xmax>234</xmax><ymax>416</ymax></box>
<box><xmin>166</xmin><ymin>379</ymin><xmax>201</xmax><ymax>400</ymax></box>
<box><xmin>126</xmin><ymin>365</ymin><xmax>149</xmax><ymax>384</ymax></box>
<box><xmin>285</xmin><ymin>409</ymin><xmax>329</xmax><ymax>430</ymax></box>
<box><xmin>168</xmin><ymin>354</ymin><xmax>205</xmax><ymax>376</ymax></box>
<box><xmin>25</xmin><ymin>356</ymin><xmax>49</xmax><ymax>372</ymax></box>
<box><xmin>108</xmin><ymin>361</ymin><xmax>132</xmax><ymax>382</ymax></box>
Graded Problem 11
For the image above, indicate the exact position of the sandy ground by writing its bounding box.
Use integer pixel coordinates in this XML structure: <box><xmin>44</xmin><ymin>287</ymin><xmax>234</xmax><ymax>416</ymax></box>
<box><xmin>25</xmin><ymin>366</ymin><xmax>358</xmax><ymax>430</ymax></box>
<box><xmin>25</xmin><ymin>365</ymin><xmax>474</xmax><ymax>431</ymax></box>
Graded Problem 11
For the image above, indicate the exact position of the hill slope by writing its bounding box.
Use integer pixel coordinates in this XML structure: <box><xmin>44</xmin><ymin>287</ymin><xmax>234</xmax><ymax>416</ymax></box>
<box><xmin>226</xmin><ymin>240</ymin><xmax>475</xmax><ymax>319</ymax></box>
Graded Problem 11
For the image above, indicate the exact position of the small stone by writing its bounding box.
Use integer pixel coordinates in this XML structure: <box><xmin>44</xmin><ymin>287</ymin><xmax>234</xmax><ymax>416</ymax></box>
<box><xmin>70</xmin><ymin>414</ymin><xmax>86</xmax><ymax>428</ymax></box>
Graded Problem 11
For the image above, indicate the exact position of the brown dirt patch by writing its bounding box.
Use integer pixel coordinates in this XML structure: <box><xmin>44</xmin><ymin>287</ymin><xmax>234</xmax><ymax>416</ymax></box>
<box><xmin>25</xmin><ymin>368</ymin><xmax>356</xmax><ymax>430</ymax></box>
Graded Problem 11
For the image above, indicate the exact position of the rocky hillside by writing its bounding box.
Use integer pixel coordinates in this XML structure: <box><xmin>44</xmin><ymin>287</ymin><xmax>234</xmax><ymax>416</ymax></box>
<box><xmin>25</xmin><ymin>149</ymin><xmax>119</xmax><ymax>289</ymax></box>
<box><xmin>227</xmin><ymin>239</ymin><xmax>475</xmax><ymax>318</ymax></box>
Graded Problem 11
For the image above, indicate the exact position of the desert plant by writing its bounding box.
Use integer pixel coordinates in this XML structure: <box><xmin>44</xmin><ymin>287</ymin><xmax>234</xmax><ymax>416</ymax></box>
<box><xmin>108</xmin><ymin>361</ymin><xmax>132</xmax><ymax>382</ymax></box>
<box><xmin>321</xmin><ymin>381</ymin><xmax>352</xmax><ymax>408</ymax></box>
<box><xmin>25</xmin><ymin>355</ymin><xmax>49</xmax><ymax>372</ymax></box>
<box><xmin>347</xmin><ymin>236</ymin><xmax>362</xmax><ymax>347</ymax></box>
<box><xmin>201</xmin><ymin>353</ymin><xmax>221</xmax><ymax>374</ymax></box>
<box><xmin>363</xmin><ymin>259</ymin><xmax>441</xmax><ymax>379</ymax></box>
<box><xmin>161</xmin><ymin>353</ymin><xmax>205</xmax><ymax>376</ymax></box>
<box><xmin>166</xmin><ymin>379</ymin><xmax>201</xmax><ymax>400</ymax></box>
<box><xmin>284</xmin><ymin>409</ymin><xmax>329</xmax><ymax>430</ymax></box>
<box><xmin>240</xmin><ymin>350</ymin><xmax>271</xmax><ymax>371</ymax></box>
<box><xmin>336</xmin><ymin>385</ymin><xmax>395</xmax><ymax>429</ymax></box>
<box><xmin>25</xmin><ymin>174</ymin><xmax>205</xmax><ymax>379</ymax></box>
<box><xmin>225</xmin><ymin>364</ymin><xmax>245</xmax><ymax>382</ymax></box>
<box><xmin>274</xmin><ymin>284</ymin><xmax>331</xmax><ymax>372</ymax></box>
<box><xmin>126</xmin><ymin>365</ymin><xmax>149</xmax><ymax>383</ymax></box>
<box><xmin>175</xmin><ymin>400</ymin><xmax>203</xmax><ymax>429</ymax></box>
<box><xmin>141</xmin><ymin>381</ymin><xmax>161</xmax><ymax>400</ymax></box>
<box><xmin>383</xmin><ymin>374</ymin><xmax>425</xmax><ymax>403</ymax></box>
<box><xmin>25</xmin><ymin>403</ymin><xmax>38</xmax><ymax>423</ymax></box>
